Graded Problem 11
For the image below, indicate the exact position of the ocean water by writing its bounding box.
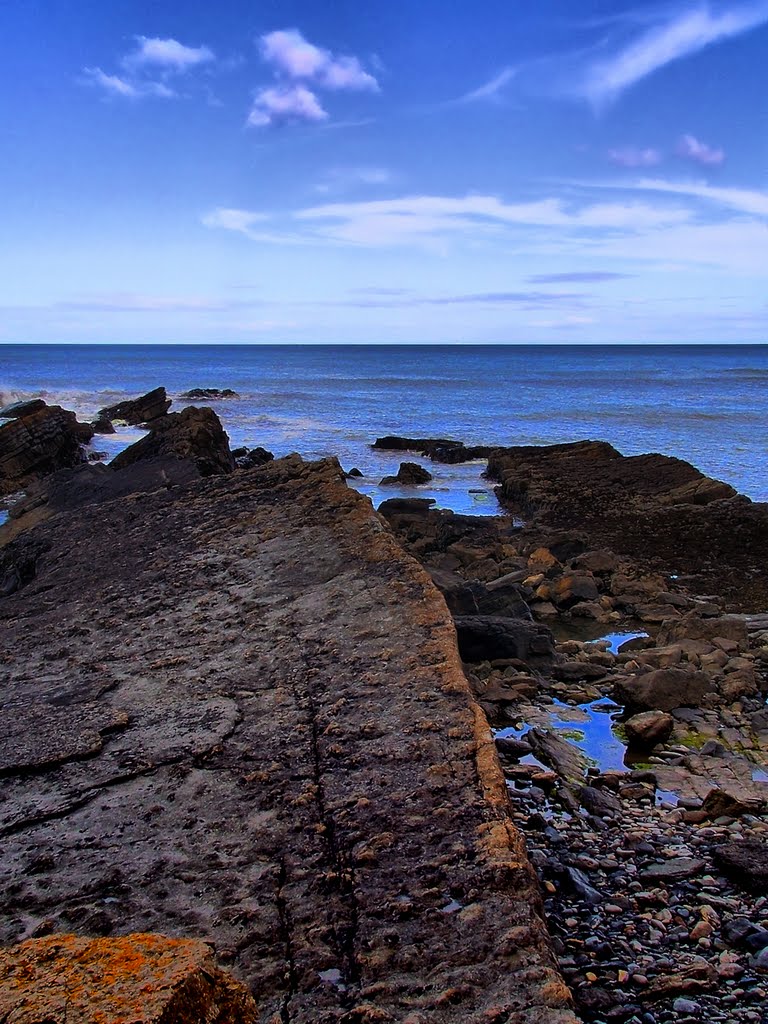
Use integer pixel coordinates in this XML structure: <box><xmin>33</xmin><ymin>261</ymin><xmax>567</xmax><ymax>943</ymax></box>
<box><xmin>2</xmin><ymin>343</ymin><xmax>767</xmax><ymax>514</ymax></box>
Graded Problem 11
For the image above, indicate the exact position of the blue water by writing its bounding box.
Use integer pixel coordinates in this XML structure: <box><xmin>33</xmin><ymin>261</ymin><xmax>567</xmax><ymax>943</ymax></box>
<box><xmin>2</xmin><ymin>343</ymin><xmax>767</xmax><ymax>512</ymax></box>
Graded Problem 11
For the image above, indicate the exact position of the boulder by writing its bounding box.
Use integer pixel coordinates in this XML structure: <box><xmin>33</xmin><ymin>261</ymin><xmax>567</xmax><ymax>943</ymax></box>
<box><xmin>527</xmin><ymin>727</ymin><xmax>586</xmax><ymax>784</ymax></box>
<box><xmin>92</xmin><ymin>414</ymin><xmax>116</xmax><ymax>434</ymax></box>
<box><xmin>429</xmin><ymin>568</ymin><xmax>531</xmax><ymax>619</ymax></box>
<box><xmin>235</xmin><ymin>446</ymin><xmax>274</xmax><ymax>470</ymax></box>
<box><xmin>179</xmin><ymin>387</ymin><xmax>239</xmax><ymax>400</ymax></box>
<box><xmin>0</xmin><ymin>933</ymin><xmax>258</xmax><ymax>1023</ymax></box>
<box><xmin>453</xmin><ymin>615</ymin><xmax>554</xmax><ymax>664</ymax></box>
<box><xmin>614</xmin><ymin>667</ymin><xmax>715</xmax><ymax>712</ymax></box>
<box><xmin>372</xmin><ymin>435</ymin><xmax>494</xmax><ymax>463</ymax></box>
<box><xmin>656</xmin><ymin>612</ymin><xmax>748</xmax><ymax>646</ymax></box>
<box><xmin>701</xmin><ymin>786</ymin><xmax>765</xmax><ymax>820</ymax></box>
<box><xmin>379</xmin><ymin>461</ymin><xmax>433</xmax><ymax>486</ymax></box>
<box><xmin>99</xmin><ymin>386</ymin><xmax>171</xmax><ymax>425</ymax></box>
<box><xmin>0</xmin><ymin>404</ymin><xmax>93</xmax><ymax>495</ymax></box>
<box><xmin>714</xmin><ymin>839</ymin><xmax>768</xmax><ymax>893</ymax></box>
<box><xmin>552</xmin><ymin>573</ymin><xmax>600</xmax><ymax>608</ymax></box>
<box><xmin>571</xmin><ymin>549</ymin><xmax>618</xmax><ymax>574</ymax></box>
<box><xmin>624</xmin><ymin>710</ymin><xmax>674</xmax><ymax>746</ymax></box>
<box><xmin>110</xmin><ymin>407</ymin><xmax>235</xmax><ymax>477</ymax></box>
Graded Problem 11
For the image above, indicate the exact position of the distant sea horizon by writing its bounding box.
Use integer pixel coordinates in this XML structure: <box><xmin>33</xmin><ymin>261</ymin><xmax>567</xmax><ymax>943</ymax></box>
<box><xmin>2</xmin><ymin>342</ymin><xmax>767</xmax><ymax>512</ymax></box>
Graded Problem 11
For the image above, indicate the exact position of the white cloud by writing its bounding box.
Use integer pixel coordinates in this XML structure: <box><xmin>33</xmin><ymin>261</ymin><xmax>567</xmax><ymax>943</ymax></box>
<box><xmin>82</xmin><ymin>67</ymin><xmax>175</xmax><ymax>99</ymax></box>
<box><xmin>124</xmin><ymin>36</ymin><xmax>215</xmax><ymax>71</ymax></box>
<box><xmin>624</xmin><ymin>178</ymin><xmax>768</xmax><ymax>216</ymax></box>
<box><xmin>581</xmin><ymin>2</ymin><xmax>768</xmax><ymax>104</ymax></box>
<box><xmin>608</xmin><ymin>146</ymin><xmax>662</xmax><ymax>167</ymax></box>
<box><xmin>259</xmin><ymin>29</ymin><xmax>379</xmax><ymax>91</ymax></box>
<box><xmin>248</xmin><ymin>84</ymin><xmax>328</xmax><ymax>126</ymax></box>
<box><xmin>676</xmin><ymin>133</ymin><xmax>725</xmax><ymax>165</ymax></box>
<box><xmin>314</xmin><ymin>166</ymin><xmax>392</xmax><ymax>192</ymax></box>
<box><xmin>460</xmin><ymin>67</ymin><xmax>516</xmax><ymax>102</ymax></box>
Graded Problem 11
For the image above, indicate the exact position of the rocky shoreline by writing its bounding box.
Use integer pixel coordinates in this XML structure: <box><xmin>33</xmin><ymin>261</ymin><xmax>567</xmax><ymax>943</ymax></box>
<box><xmin>1</xmin><ymin>395</ymin><xmax>767</xmax><ymax>1022</ymax></box>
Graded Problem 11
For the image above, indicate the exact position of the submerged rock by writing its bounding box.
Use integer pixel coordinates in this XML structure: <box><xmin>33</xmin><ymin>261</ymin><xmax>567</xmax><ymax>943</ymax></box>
<box><xmin>379</xmin><ymin>461</ymin><xmax>433</xmax><ymax>486</ymax></box>
<box><xmin>373</xmin><ymin>435</ymin><xmax>494</xmax><ymax>463</ymax></box>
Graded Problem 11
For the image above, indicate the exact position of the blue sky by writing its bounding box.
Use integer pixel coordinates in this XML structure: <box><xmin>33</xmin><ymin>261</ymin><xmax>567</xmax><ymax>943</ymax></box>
<box><xmin>2</xmin><ymin>0</ymin><xmax>767</xmax><ymax>344</ymax></box>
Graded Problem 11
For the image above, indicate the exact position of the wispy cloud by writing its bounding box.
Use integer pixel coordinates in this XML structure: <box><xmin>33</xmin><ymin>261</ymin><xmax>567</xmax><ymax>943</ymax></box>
<box><xmin>259</xmin><ymin>29</ymin><xmax>379</xmax><ymax>91</ymax></box>
<box><xmin>82</xmin><ymin>67</ymin><xmax>175</xmax><ymax>99</ymax></box>
<box><xmin>248</xmin><ymin>84</ymin><xmax>328</xmax><ymax>127</ymax></box>
<box><xmin>460</xmin><ymin>67</ymin><xmax>516</xmax><ymax>103</ymax></box>
<box><xmin>580</xmin><ymin>2</ymin><xmax>768</xmax><ymax>105</ymax></box>
<box><xmin>608</xmin><ymin>145</ymin><xmax>662</xmax><ymax>167</ymax></box>
<box><xmin>341</xmin><ymin>290</ymin><xmax>588</xmax><ymax>309</ymax></box>
<box><xmin>527</xmin><ymin>271</ymin><xmax>633</xmax><ymax>283</ymax></box>
<box><xmin>620</xmin><ymin>177</ymin><xmax>768</xmax><ymax>216</ymax></box>
<box><xmin>123</xmin><ymin>37</ymin><xmax>215</xmax><ymax>72</ymax></box>
<box><xmin>313</xmin><ymin>166</ymin><xmax>392</xmax><ymax>193</ymax></box>
<box><xmin>676</xmin><ymin>133</ymin><xmax>725</xmax><ymax>165</ymax></box>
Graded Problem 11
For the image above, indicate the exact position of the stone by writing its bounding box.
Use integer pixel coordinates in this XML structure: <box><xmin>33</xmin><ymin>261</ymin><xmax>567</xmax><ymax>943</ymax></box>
<box><xmin>99</xmin><ymin>386</ymin><xmax>171</xmax><ymax>425</ymax></box>
<box><xmin>379</xmin><ymin>461</ymin><xmax>433</xmax><ymax>486</ymax></box>
<box><xmin>453</xmin><ymin>615</ymin><xmax>555</xmax><ymax>664</ymax></box>
<box><xmin>235</xmin><ymin>446</ymin><xmax>274</xmax><ymax>470</ymax></box>
<box><xmin>372</xmin><ymin>435</ymin><xmax>494</xmax><ymax>463</ymax></box>
<box><xmin>551</xmin><ymin>573</ymin><xmax>600</xmax><ymax>608</ymax></box>
<box><xmin>639</xmin><ymin>858</ymin><xmax>706</xmax><ymax>883</ymax></box>
<box><xmin>110</xmin><ymin>406</ymin><xmax>235</xmax><ymax>477</ymax></box>
<box><xmin>0</xmin><ymin>933</ymin><xmax>258</xmax><ymax>1023</ymax></box>
<box><xmin>578</xmin><ymin>784</ymin><xmax>622</xmax><ymax>817</ymax></box>
<box><xmin>179</xmin><ymin>388</ymin><xmax>239</xmax><ymax>400</ymax></box>
<box><xmin>527</xmin><ymin>727</ymin><xmax>586</xmax><ymax>784</ymax></box>
<box><xmin>91</xmin><ymin>414</ymin><xmax>116</xmax><ymax>434</ymax></box>
<box><xmin>624</xmin><ymin>711</ymin><xmax>674</xmax><ymax>747</ymax></box>
<box><xmin>713</xmin><ymin>839</ymin><xmax>768</xmax><ymax>892</ymax></box>
<box><xmin>0</xmin><ymin>399</ymin><xmax>47</xmax><ymax>418</ymax></box>
<box><xmin>570</xmin><ymin>549</ymin><xmax>618</xmax><ymax>574</ymax></box>
<box><xmin>0</xmin><ymin>404</ymin><xmax>93</xmax><ymax>495</ymax></box>
<box><xmin>346</xmin><ymin>467</ymin><xmax>364</xmax><ymax>478</ymax></box>
<box><xmin>701</xmin><ymin>786</ymin><xmax>765</xmax><ymax>820</ymax></box>
<box><xmin>614</xmin><ymin>667</ymin><xmax>715</xmax><ymax>712</ymax></box>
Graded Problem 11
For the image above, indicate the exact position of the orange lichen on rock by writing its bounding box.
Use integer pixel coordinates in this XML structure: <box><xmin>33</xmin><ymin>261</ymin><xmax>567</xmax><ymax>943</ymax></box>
<box><xmin>0</xmin><ymin>933</ymin><xmax>259</xmax><ymax>1024</ymax></box>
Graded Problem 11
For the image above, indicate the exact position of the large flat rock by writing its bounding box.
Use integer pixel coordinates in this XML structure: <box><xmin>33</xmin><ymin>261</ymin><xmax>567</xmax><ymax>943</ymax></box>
<box><xmin>0</xmin><ymin>455</ymin><xmax>574</xmax><ymax>1023</ymax></box>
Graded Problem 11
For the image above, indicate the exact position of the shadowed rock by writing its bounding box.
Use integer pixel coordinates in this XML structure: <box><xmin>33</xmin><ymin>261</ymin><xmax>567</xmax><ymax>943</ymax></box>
<box><xmin>373</xmin><ymin>435</ymin><xmax>495</xmax><ymax>463</ymax></box>
<box><xmin>614</xmin><ymin>667</ymin><xmax>716</xmax><ymax>712</ymax></box>
<box><xmin>110</xmin><ymin>407</ymin><xmax>235</xmax><ymax>477</ymax></box>
<box><xmin>0</xmin><ymin>404</ymin><xmax>93</xmax><ymax>495</ymax></box>
<box><xmin>379</xmin><ymin>461</ymin><xmax>433</xmax><ymax>486</ymax></box>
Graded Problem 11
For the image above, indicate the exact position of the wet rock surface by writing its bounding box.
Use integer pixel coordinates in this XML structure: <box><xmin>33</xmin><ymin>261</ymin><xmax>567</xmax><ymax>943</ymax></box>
<box><xmin>0</xmin><ymin>933</ymin><xmax>258</xmax><ymax>1023</ymax></box>
<box><xmin>0</xmin><ymin>455</ymin><xmax>574</xmax><ymax>1024</ymax></box>
<box><xmin>379</xmin><ymin>461</ymin><xmax>433</xmax><ymax>486</ymax></box>
<box><xmin>99</xmin><ymin>386</ymin><xmax>172</xmax><ymax>425</ymax></box>
<box><xmin>0</xmin><ymin>402</ymin><xmax>94</xmax><ymax>495</ymax></box>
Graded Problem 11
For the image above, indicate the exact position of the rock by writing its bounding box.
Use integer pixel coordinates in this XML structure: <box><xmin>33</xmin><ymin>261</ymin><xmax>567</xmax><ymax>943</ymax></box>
<box><xmin>0</xmin><ymin>933</ymin><xmax>258</xmax><ymax>1023</ymax></box>
<box><xmin>0</xmin><ymin>399</ymin><xmax>47</xmax><ymax>418</ymax></box>
<box><xmin>673</xmin><ymin>998</ymin><xmax>700</xmax><ymax>1014</ymax></box>
<box><xmin>235</xmin><ymin>446</ymin><xmax>274</xmax><ymax>470</ymax></box>
<box><xmin>639</xmin><ymin>858</ymin><xmax>706</xmax><ymax>883</ymax></box>
<box><xmin>346</xmin><ymin>467</ymin><xmax>363</xmax><ymax>478</ymax></box>
<box><xmin>379</xmin><ymin>461</ymin><xmax>433</xmax><ymax>486</ymax></box>
<box><xmin>657</xmin><ymin>612</ymin><xmax>748</xmax><ymax>646</ymax></box>
<box><xmin>614</xmin><ymin>667</ymin><xmax>715</xmax><ymax>712</ymax></box>
<box><xmin>571</xmin><ymin>549</ymin><xmax>618</xmax><ymax>574</ymax></box>
<box><xmin>713</xmin><ymin>839</ymin><xmax>768</xmax><ymax>891</ymax></box>
<box><xmin>561</xmin><ymin>865</ymin><xmax>604</xmax><ymax>904</ymax></box>
<box><xmin>372</xmin><ymin>435</ymin><xmax>494</xmax><ymax>463</ymax></box>
<box><xmin>110</xmin><ymin>407</ymin><xmax>235</xmax><ymax>477</ymax></box>
<box><xmin>701</xmin><ymin>786</ymin><xmax>765</xmax><ymax>820</ymax></box>
<box><xmin>429</xmin><ymin>569</ymin><xmax>531</xmax><ymax>620</ymax></box>
<box><xmin>578</xmin><ymin>784</ymin><xmax>622</xmax><ymax>817</ymax></box>
<box><xmin>91</xmin><ymin>414</ymin><xmax>116</xmax><ymax>434</ymax></box>
<box><xmin>494</xmin><ymin>736</ymin><xmax>533</xmax><ymax>759</ymax></box>
<box><xmin>624</xmin><ymin>711</ymin><xmax>674</xmax><ymax>747</ymax></box>
<box><xmin>453</xmin><ymin>615</ymin><xmax>554</xmax><ymax>664</ymax></box>
<box><xmin>0</xmin><ymin>404</ymin><xmax>93</xmax><ymax>495</ymax></box>
<box><xmin>99</xmin><ymin>386</ymin><xmax>171</xmax><ymax>425</ymax></box>
<box><xmin>527</xmin><ymin>727</ymin><xmax>586</xmax><ymax>784</ymax></box>
<box><xmin>552</xmin><ymin>573</ymin><xmax>600</xmax><ymax>608</ymax></box>
<box><xmin>641</xmin><ymin>960</ymin><xmax>716</xmax><ymax>1000</ymax></box>
<box><xmin>179</xmin><ymin>388</ymin><xmax>239</xmax><ymax>400</ymax></box>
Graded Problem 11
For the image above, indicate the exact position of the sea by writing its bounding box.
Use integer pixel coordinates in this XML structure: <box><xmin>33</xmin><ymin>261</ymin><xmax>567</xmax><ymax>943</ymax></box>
<box><xmin>2</xmin><ymin>343</ymin><xmax>767</xmax><ymax>515</ymax></box>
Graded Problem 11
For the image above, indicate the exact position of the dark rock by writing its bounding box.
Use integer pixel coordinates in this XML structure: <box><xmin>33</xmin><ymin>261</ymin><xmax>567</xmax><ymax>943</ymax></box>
<box><xmin>624</xmin><ymin>711</ymin><xmax>674</xmax><ymax>747</ymax></box>
<box><xmin>235</xmin><ymin>447</ymin><xmax>274</xmax><ymax>470</ymax></box>
<box><xmin>639</xmin><ymin>857</ymin><xmax>705</xmax><ymax>883</ymax></box>
<box><xmin>614</xmin><ymin>667</ymin><xmax>715</xmax><ymax>712</ymax></box>
<box><xmin>0</xmin><ymin>405</ymin><xmax>93</xmax><ymax>495</ymax></box>
<box><xmin>713</xmin><ymin>839</ymin><xmax>768</xmax><ymax>892</ymax></box>
<box><xmin>527</xmin><ymin>727</ymin><xmax>586</xmax><ymax>784</ymax></box>
<box><xmin>722</xmin><ymin>916</ymin><xmax>764</xmax><ymax>948</ymax></box>
<box><xmin>551</xmin><ymin>573</ymin><xmax>600</xmax><ymax>608</ymax></box>
<box><xmin>91</xmin><ymin>415</ymin><xmax>115</xmax><ymax>434</ymax></box>
<box><xmin>0</xmin><ymin>399</ymin><xmax>47</xmax><ymax>419</ymax></box>
<box><xmin>377</xmin><ymin>497</ymin><xmax>436</xmax><ymax>518</ymax></box>
<box><xmin>179</xmin><ymin>388</ymin><xmax>239</xmax><ymax>400</ymax></box>
<box><xmin>571</xmin><ymin>549</ymin><xmax>618</xmax><ymax>574</ymax></box>
<box><xmin>0</xmin><ymin>534</ymin><xmax>51</xmax><ymax>596</ymax></box>
<box><xmin>99</xmin><ymin>387</ymin><xmax>171</xmax><ymax>425</ymax></box>
<box><xmin>379</xmin><ymin>461</ymin><xmax>433</xmax><ymax>486</ymax></box>
<box><xmin>578</xmin><ymin>784</ymin><xmax>622</xmax><ymax>817</ymax></box>
<box><xmin>346</xmin><ymin>467</ymin><xmax>363</xmax><ymax>478</ymax></box>
<box><xmin>453</xmin><ymin>615</ymin><xmax>554</xmax><ymax>664</ymax></box>
<box><xmin>372</xmin><ymin>435</ymin><xmax>494</xmax><ymax>463</ymax></box>
<box><xmin>494</xmin><ymin>736</ymin><xmax>533</xmax><ymax>759</ymax></box>
<box><xmin>561</xmin><ymin>866</ymin><xmax>604</xmax><ymax>904</ymax></box>
<box><xmin>429</xmin><ymin>569</ymin><xmax>531</xmax><ymax>619</ymax></box>
<box><xmin>110</xmin><ymin>407</ymin><xmax>235</xmax><ymax>477</ymax></box>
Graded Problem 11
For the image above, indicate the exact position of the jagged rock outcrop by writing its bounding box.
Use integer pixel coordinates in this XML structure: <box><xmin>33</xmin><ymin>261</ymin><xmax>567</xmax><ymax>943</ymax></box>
<box><xmin>110</xmin><ymin>406</ymin><xmax>235</xmax><ymax>477</ymax></box>
<box><xmin>0</xmin><ymin>455</ymin><xmax>575</xmax><ymax>1024</ymax></box>
<box><xmin>486</xmin><ymin>440</ymin><xmax>768</xmax><ymax>610</ymax></box>
<box><xmin>99</xmin><ymin>386</ymin><xmax>171</xmax><ymax>425</ymax></box>
<box><xmin>180</xmin><ymin>387</ymin><xmax>239</xmax><ymax>400</ymax></box>
<box><xmin>0</xmin><ymin>934</ymin><xmax>258</xmax><ymax>1023</ymax></box>
<box><xmin>0</xmin><ymin>403</ymin><xmax>93</xmax><ymax>495</ymax></box>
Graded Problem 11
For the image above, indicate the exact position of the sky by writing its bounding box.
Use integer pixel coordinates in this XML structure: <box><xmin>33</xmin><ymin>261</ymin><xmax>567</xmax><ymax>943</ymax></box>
<box><xmin>1</xmin><ymin>0</ymin><xmax>767</xmax><ymax>344</ymax></box>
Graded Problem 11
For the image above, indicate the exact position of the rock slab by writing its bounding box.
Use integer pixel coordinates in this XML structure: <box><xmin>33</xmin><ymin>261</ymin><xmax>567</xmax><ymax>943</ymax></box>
<box><xmin>0</xmin><ymin>933</ymin><xmax>258</xmax><ymax>1023</ymax></box>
